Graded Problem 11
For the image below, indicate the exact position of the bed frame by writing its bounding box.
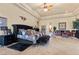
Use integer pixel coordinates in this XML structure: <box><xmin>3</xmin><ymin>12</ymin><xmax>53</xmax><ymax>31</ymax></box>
<box><xmin>12</xmin><ymin>24</ymin><xmax>50</xmax><ymax>45</ymax></box>
<box><xmin>12</xmin><ymin>24</ymin><xmax>36</xmax><ymax>44</ymax></box>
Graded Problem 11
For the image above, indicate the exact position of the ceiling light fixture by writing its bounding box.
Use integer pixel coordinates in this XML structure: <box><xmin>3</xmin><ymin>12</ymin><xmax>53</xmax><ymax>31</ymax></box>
<box><xmin>43</xmin><ymin>3</ymin><xmax>48</xmax><ymax>12</ymax></box>
<box><xmin>44</xmin><ymin>8</ymin><xmax>48</xmax><ymax>12</ymax></box>
<box><xmin>42</xmin><ymin>3</ymin><xmax>53</xmax><ymax>12</ymax></box>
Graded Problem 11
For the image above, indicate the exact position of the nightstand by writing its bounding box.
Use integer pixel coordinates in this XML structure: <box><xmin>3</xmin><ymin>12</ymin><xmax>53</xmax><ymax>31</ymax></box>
<box><xmin>0</xmin><ymin>34</ymin><xmax>14</xmax><ymax>46</ymax></box>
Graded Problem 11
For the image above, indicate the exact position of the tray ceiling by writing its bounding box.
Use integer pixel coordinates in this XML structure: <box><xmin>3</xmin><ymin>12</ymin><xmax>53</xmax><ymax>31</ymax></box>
<box><xmin>26</xmin><ymin>3</ymin><xmax>79</xmax><ymax>17</ymax></box>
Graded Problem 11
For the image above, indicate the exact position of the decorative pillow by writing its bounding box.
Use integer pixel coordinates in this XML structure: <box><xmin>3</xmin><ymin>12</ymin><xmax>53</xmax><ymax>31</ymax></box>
<box><xmin>27</xmin><ymin>29</ymin><xmax>32</xmax><ymax>35</ymax></box>
<box><xmin>18</xmin><ymin>29</ymin><xmax>26</xmax><ymax>35</ymax></box>
<box><xmin>18</xmin><ymin>29</ymin><xmax>22</xmax><ymax>35</ymax></box>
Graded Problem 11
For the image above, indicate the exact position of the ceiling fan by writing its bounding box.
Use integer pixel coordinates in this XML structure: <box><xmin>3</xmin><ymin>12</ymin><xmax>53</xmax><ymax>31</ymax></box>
<box><xmin>41</xmin><ymin>3</ymin><xmax>53</xmax><ymax>12</ymax></box>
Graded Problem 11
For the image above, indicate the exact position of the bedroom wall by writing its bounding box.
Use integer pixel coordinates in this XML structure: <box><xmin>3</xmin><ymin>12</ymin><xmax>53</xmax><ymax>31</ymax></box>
<box><xmin>0</xmin><ymin>3</ymin><xmax>78</xmax><ymax>34</ymax></box>
<box><xmin>0</xmin><ymin>3</ymin><xmax>38</xmax><ymax>31</ymax></box>
<box><xmin>39</xmin><ymin>15</ymin><xmax>76</xmax><ymax>34</ymax></box>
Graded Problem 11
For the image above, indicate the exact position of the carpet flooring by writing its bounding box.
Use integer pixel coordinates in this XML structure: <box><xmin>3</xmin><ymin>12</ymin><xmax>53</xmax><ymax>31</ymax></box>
<box><xmin>0</xmin><ymin>36</ymin><xmax>79</xmax><ymax>55</ymax></box>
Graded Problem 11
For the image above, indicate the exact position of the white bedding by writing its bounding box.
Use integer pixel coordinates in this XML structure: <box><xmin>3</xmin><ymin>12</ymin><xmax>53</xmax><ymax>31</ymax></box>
<box><xmin>17</xmin><ymin>35</ymin><xmax>36</xmax><ymax>44</ymax></box>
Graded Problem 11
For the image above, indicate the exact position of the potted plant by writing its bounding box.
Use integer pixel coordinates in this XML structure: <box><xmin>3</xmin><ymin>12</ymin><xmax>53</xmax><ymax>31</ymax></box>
<box><xmin>53</xmin><ymin>26</ymin><xmax>56</xmax><ymax>32</ymax></box>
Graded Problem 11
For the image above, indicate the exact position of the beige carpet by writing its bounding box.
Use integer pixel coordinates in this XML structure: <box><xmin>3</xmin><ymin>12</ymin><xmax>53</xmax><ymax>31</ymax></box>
<box><xmin>0</xmin><ymin>36</ymin><xmax>79</xmax><ymax>55</ymax></box>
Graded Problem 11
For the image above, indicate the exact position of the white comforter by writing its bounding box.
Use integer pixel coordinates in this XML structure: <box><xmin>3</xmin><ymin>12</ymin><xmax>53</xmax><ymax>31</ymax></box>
<box><xmin>17</xmin><ymin>35</ymin><xmax>36</xmax><ymax>44</ymax></box>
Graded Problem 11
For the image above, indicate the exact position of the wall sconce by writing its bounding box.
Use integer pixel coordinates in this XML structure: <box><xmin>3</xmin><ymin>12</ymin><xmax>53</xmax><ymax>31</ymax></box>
<box><xmin>20</xmin><ymin>16</ymin><xmax>27</xmax><ymax>21</ymax></box>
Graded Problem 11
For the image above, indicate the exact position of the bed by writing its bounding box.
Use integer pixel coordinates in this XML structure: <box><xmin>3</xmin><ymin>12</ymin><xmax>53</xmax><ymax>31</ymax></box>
<box><xmin>12</xmin><ymin>24</ymin><xmax>50</xmax><ymax>45</ymax></box>
<box><xmin>12</xmin><ymin>24</ymin><xmax>39</xmax><ymax>44</ymax></box>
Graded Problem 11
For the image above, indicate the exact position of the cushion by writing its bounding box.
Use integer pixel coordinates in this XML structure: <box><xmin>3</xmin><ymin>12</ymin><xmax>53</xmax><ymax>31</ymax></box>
<box><xmin>18</xmin><ymin>29</ymin><xmax>27</xmax><ymax>35</ymax></box>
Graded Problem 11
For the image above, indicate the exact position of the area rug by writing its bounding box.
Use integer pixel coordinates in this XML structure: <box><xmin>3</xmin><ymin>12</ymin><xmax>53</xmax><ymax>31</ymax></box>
<box><xmin>8</xmin><ymin>43</ymin><xmax>32</xmax><ymax>51</ymax></box>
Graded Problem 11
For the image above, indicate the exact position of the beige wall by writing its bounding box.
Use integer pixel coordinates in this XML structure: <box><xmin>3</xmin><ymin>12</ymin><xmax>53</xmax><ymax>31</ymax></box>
<box><xmin>39</xmin><ymin>16</ymin><xmax>76</xmax><ymax>34</ymax></box>
<box><xmin>39</xmin><ymin>8</ymin><xmax>79</xmax><ymax>34</ymax></box>
<box><xmin>0</xmin><ymin>4</ymin><xmax>38</xmax><ymax>31</ymax></box>
<box><xmin>0</xmin><ymin>3</ymin><xmax>79</xmax><ymax>34</ymax></box>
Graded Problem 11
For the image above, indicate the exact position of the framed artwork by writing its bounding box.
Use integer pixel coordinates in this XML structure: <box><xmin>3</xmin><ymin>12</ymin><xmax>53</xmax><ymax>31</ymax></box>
<box><xmin>59</xmin><ymin>22</ymin><xmax>66</xmax><ymax>30</ymax></box>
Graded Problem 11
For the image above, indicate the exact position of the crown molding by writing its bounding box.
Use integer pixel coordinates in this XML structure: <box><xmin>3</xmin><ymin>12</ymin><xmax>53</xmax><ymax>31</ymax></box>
<box><xmin>41</xmin><ymin>13</ymin><xmax>76</xmax><ymax>20</ymax></box>
<box><xmin>41</xmin><ymin>8</ymin><xmax>79</xmax><ymax>20</ymax></box>
<box><xmin>13</xmin><ymin>3</ymin><xmax>79</xmax><ymax>20</ymax></box>
<box><xmin>13</xmin><ymin>3</ymin><xmax>41</xmax><ymax>20</ymax></box>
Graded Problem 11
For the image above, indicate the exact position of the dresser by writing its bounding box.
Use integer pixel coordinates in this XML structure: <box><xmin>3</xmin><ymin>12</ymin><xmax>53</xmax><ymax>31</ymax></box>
<box><xmin>0</xmin><ymin>34</ymin><xmax>14</xmax><ymax>46</ymax></box>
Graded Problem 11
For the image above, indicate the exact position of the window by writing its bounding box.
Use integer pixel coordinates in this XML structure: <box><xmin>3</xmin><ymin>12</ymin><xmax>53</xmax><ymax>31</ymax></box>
<box><xmin>0</xmin><ymin>17</ymin><xmax>7</xmax><ymax>27</ymax></box>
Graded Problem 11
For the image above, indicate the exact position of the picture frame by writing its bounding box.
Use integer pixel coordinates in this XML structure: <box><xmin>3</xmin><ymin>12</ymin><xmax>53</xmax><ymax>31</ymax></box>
<box><xmin>59</xmin><ymin>22</ymin><xmax>66</xmax><ymax>30</ymax></box>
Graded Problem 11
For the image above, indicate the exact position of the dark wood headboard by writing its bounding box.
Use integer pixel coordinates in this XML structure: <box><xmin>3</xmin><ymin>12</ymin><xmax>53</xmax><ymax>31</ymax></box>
<box><xmin>12</xmin><ymin>24</ymin><xmax>33</xmax><ymax>34</ymax></box>
<box><xmin>12</xmin><ymin>24</ymin><xmax>39</xmax><ymax>41</ymax></box>
<box><xmin>12</xmin><ymin>24</ymin><xmax>39</xmax><ymax>35</ymax></box>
